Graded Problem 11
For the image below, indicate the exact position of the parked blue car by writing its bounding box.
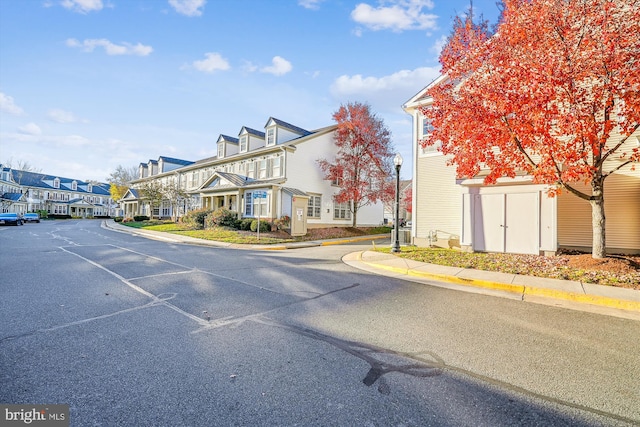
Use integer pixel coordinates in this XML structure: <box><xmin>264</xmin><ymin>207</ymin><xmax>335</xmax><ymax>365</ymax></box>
<box><xmin>23</xmin><ymin>213</ymin><xmax>41</xmax><ymax>223</ymax></box>
<box><xmin>0</xmin><ymin>213</ymin><xmax>24</xmax><ymax>226</ymax></box>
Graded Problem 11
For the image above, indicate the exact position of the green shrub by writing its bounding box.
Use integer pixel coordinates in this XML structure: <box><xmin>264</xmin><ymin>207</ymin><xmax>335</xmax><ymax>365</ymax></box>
<box><xmin>134</xmin><ymin>215</ymin><xmax>150</xmax><ymax>221</ymax></box>
<box><xmin>239</xmin><ymin>218</ymin><xmax>254</xmax><ymax>231</ymax></box>
<box><xmin>250</xmin><ymin>219</ymin><xmax>271</xmax><ymax>233</ymax></box>
<box><xmin>206</xmin><ymin>208</ymin><xmax>239</xmax><ymax>228</ymax></box>
<box><xmin>114</xmin><ymin>217</ymin><xmax>124</xmax><ymax>222</ymax></box>
<box><xmin>36</xmin><ymin>210</ymin><xmax>48</xmax><ymax>219</ymax></box>
<box><xmin>181</xmin><ymin>208</ymin><xmax>212</xmax><ymax>229</ymax></box>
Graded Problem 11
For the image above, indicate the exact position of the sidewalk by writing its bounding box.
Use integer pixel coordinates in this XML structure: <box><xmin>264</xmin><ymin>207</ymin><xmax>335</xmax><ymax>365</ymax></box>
<box><xmin>343</xmin><ymin>250</ymin><xmax>640</xmax><ymax>320</ymax></box>
<box><xmin>103</xmin><ymin>220</ymin><xmax>640</xmax><ymax>320</ymax></box>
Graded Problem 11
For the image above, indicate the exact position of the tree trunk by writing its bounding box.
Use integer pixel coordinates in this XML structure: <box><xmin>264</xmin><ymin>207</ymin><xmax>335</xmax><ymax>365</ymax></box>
<box><xmin>590</xmin><ymin>177</ymin><xmax>606</xmax><ymax>259</ymax></box>
<box><xmin>352</xmin><ymin>208</ymin><xmax>357</xmax><ymax>227</ymax></box>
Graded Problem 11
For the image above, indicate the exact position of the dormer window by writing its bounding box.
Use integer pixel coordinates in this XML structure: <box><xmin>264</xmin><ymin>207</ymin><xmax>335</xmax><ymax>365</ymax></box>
<box><xmin>240</xmin><ymin>136</ymin><xmax>248</xmax><ymax>152</ymax></box>
<box><xmin>71</xmin><ymin>181</ymin><xmax>77</xmax><ymax>191</ymax></box>
<box><xmin>218</xmin><ymin>143</ymin><xmax>224</xmax><ymax>159</ymax></box>
<box><xmin>266</xmin><ymin>128</ymin><xmax>275</xmax><ymax>146</ymax></box>
<box><xmin>53</xmin><ymin>178</ymin><xmax>60</xmax><ymax>189</ymax></box>
<box><xmin>87</xmin><ymin>183</ymin><xmax>92</xmax><ymax>193</ymax></box>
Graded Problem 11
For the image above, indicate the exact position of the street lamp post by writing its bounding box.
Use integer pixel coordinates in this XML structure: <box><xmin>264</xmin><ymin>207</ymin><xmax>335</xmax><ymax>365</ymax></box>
<box><xmin>392</xmin><ymin>153</ymin><xmax>403</xmax><ymax>253</ymax></box>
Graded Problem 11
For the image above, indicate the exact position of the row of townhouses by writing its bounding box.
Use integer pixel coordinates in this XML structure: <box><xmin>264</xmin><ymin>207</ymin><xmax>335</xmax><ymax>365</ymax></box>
<box><xmin>3</xmin><ymin>85</ymin><xmax>637</xmax><ymax>255</ymax></box>
<box><xmin>0</xmin><ymin>166</ymin><xmax>116</xmax><ymax>217</ymax></box>
<box><xmin>121</xmin><ymin>117</ymin><xmax>385</xmax><ymax>231</ymax></box>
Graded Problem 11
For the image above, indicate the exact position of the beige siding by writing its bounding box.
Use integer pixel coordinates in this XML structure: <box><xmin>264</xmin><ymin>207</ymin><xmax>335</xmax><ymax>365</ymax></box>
<box><xmin>558</xmin><ymin>169</ymin><xmax>640</xmax><ymax>252</ymax></box>
<box><xmin>415</xmin><ymin>154</ymin><xmax>461</xmax><ymax>244</ymax></box>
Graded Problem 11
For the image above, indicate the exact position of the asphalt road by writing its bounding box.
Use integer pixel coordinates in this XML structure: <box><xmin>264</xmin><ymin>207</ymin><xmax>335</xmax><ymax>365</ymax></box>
<box><xmin>1</xmin><ymin>220</ymin><xmax>638</xmax><ymax>426</ymax></box>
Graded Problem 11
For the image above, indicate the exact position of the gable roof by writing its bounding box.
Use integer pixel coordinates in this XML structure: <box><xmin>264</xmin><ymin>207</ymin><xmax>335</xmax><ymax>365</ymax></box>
<box><xmin>240</xmin><ymin>126</ymin><xmax>265</xmax><ymax>138</ymax></box>
<box><xmin>265</xmin><ymin>117</ymin><xmax>312</xmax><ymax>136</ymax></box>
<box><xmin>158</xmin><ymin>156</ymin><xmax>194</xmax><ymax>166</ymax></box>
<box><xmin>218</xmin><ymin>134</ymin><xmax>239</xmax><ymax>144</ymax></box>
<box><xmin>4</xmin><ymin>169</ymin><xmax>110</xmax><ymax>195</ymax></box>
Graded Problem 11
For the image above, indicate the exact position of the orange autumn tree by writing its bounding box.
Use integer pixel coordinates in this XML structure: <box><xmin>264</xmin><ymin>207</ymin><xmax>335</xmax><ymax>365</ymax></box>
<box><xmin>421</xmin><ymin>0</ymin><xmax>640</xmax><ymax>258</ymax></box>
<box><xmin>318</xmin><ymin>102</ymin><xmax>395</xmax><ymax>227</ymax></box>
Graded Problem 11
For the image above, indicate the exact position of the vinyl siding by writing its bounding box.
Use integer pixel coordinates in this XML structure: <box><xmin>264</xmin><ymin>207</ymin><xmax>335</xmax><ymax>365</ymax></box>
<box><xmin>415</xmin><ymin>153</ymin><xmax>461</xmax><ymax>242</ymax></box>
<box><xmin>557</xmin><ymin>169</ymin><xmax>640</xmax><ymax>251</ymax></box>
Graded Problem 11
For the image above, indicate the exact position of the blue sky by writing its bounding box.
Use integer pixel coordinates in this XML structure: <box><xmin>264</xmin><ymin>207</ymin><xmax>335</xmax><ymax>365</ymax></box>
<box><xmin>0</xmin><ymin>0</ymin><xmax>501</xmax><ymax>182</ymax></box>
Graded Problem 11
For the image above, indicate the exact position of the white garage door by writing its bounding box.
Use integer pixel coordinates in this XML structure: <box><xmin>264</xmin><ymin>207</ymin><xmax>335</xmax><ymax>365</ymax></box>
<box><xmin>473</xmin><ymin>192</ymin><xmax>539</xmax><ymax>255</ymax></box>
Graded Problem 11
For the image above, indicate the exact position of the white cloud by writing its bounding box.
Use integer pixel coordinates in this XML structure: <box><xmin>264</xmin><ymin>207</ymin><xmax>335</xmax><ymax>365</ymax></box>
<box><xmin>0</xmin><ymin>92</ymin><xmax>24</xmax><ymax>115</ymax></box>
<box><xmin>260</xmin><ymin>56</ymin><xmax>293</xmax><ymax>76</ymax></box>
<box><xmin>66</xmin><ymin>38</ymin><xmax>153</xmax><ymax>56</ymax></box>
<box><xmin>169</xmin><ymin>0</ymin><xmax>206</xmax><ymax>17</ymax></box>
<box><xmin>430</xmin><ymin>34</ymin><xmax>448</xmax><ymax>55</ymax></box>
<box><xmin>60</xmin><ymin>0</ymin><xmax>104</xmax><ymax>14</ymax></box>
<box><xmin>298</xmin><ymin>0</ymin><xmax>324</xmax><ymax>10</ymax></box>
<box><xmin>330</xmin><ymin>66</ymin><xmax>440</xmax><ymax>113</ymax></box>
<box><xmin>48</xmin><ymin>109</ymin><xmax>81</xmax><ymax>124</ymax></box>
<box><xmin>192</xmin><ymin>52</ymin><xmax>231</xmax><ymax>73</ymax></box>
<box><xmin>351</xmin><ymin>0</ymin><xmax>437</xmax><ymax>33</ymax></box>
<box><xmin>332</xmin><ymin>66</ymin><xmax>440</xmax><ymax>95</ymax></box>
<box><xmin>18</xmin><ymin>123</ymin><xmax>42</xmax><ymax>135</ymax></box>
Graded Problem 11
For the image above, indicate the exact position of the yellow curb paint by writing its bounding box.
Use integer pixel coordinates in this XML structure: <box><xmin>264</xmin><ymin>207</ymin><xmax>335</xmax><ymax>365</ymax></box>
<box><xmin>406</xmin><ymin>269</ymin><xmax>525</xmax><ymax>294</ymax></box>
<box><xmin>321</xmin><ymin>235</ymin><xmax>388</xmax><ymax>246</ymax></box>
<box><xmin>524</xmin><ymin>286</ymin><xmax>640</xmax><ymax>312</ymax></box>
<box><xmin>363</xmin><ymin>261</ymin><xmax>640</xmax><ymax>313</ymax></box>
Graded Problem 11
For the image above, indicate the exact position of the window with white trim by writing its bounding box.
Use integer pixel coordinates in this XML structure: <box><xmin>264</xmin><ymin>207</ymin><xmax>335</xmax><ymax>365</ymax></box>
<box><xmin>266</xmin><ymin>128</ymin><xmax>275</xmax><ymax>146</ymax></box>
<box><xmin>307</xmin><ymin>194</ymin><xmax>321</xmax><ymax>218</ymax></box>
<box><xmin>272</xmin><ymin>155</ymin><xmax>281</xmax><ymax>177</ymax></box>
<box><xmin>53</xmin><ymin>178</ymin><xmax>60</xmax><ymax>189</ymax></box>
<box><xmin>333</xmin><ymin>201</ymin><xmax>351</xmax><ymax>220</ymax></box>
<box><xmin>247</xmin><ymin>161</ymin><xmax>255</xmax><ymax>179</ymax></box>
<box><xmin>217</xmin><ymin>143</ymin><xmax>224</xmax><ymax>158</ymax></box>
<box><xmin>240</xmin><ymin>136</ymin><xmax>248</xmax><ymax>152</ymax></box>
<box><xmin>419</xmin><ymin>115</ymin><xmax>441</xmax><ymax>155</ymax></box>
<box><xmin>258</xmin><ymin>159</ymin><xmax>267</xmax><ymax>179</ymax></box>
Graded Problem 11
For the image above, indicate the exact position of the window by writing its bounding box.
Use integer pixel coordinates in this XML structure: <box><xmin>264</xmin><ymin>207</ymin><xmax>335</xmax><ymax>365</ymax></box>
<box><xmin>272</xmin><ymin>156</ymin><xmax>281</xmax><ymax>177</ymax></box>
<box><xmin>307</xmin><ymin>195</ymin><xmax>321</xmax><ymax>218</ymax></box>
<box><xmin>245</xmin><ymin>191</ymin><xmax>268</xmax><ymax>217</ymax></box>
<box><xmin>333</xmin><ymin>201</ymin><xmax>351</xmax><ymax>220</ymax></box>
<box><xmin>71</xmin><ymin>181</ymin><xmax>77</xmax><ymax>191</ymax></box>
<box><xmin>247</xmin><ymin>161</ymin><xmax>255</xmax><ymax>178</ymax></box>
<box><xmin>259</xmin><ymin>159</ymin><xmax>267</xmax><ymax>179</ymax></box>
<box><xmin>218</xmin><ymin>143</ymin><xmax>224</xmax><ymax>158</ymax></box>
<box><xmin>240</xmin><ymin>136</ymin><xmax>248</xmax><ymax>152</ymax></box>
<box><xmin>266</xmin><ymin>128</ymin><xmax>275</xmax><ymax>146</ymax></box>
<box><xmin>244</xmin><ymin>192</ymin><xmax>253</xmax><ymax>216</ymax></box>
<box><xmin>87</xmin><ymin>184</ymin><xmax>92</xmax><ymax>193</ymax></box>
<box><xmin>53</xmin><ymin>178</ymin><xmax>60</xmax><ymax>189</ymax></box>
<box><xmin>419</xmin><ymin>115</ymin><xmax>440</xmax><ymax>155</ymax></box>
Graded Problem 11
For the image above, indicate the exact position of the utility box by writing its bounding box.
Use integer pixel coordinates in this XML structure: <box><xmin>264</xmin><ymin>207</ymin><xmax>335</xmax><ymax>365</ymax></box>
<box><xmin>290</xmin><ymin>195</ymin><xmax>308</xmax><ymax>237</ymax></box>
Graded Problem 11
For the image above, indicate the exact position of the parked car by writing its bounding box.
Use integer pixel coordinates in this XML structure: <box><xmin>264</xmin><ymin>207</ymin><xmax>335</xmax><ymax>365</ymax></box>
<box><xmin>23</xmin><ymin>212</ymin><xmax>41</xmax><ymax>223</ymax></box>
<box><xmin>0</xmin><ymin>212</ymin><xmax>24</xmax><ymax>226</ymax></box>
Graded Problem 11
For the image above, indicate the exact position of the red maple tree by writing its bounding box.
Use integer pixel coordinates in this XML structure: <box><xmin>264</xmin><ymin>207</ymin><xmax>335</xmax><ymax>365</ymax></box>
<box><xmin>421</xmin><ymin>0</ymin><xmax>640</xmax><ymax>258</ymax></box>
<box><xmin>318</xmin><ymin>102</ymin><xmax>395</xmax><ymax>227</ymax></box>
<box><xmin>402</xmin><ymin>185</ymin><xmax>412</xmax><ymax>214</ymax></box>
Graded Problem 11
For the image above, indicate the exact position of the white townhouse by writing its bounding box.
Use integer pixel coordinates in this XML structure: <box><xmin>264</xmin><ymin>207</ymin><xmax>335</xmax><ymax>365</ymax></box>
<box><xmin>0</xmin><ymin>164</ymin><xmax>117</xmax><ymax>217</ymax></box>
<box><xmin>121</xmin><ymin>117</ymin><xmax>385</xmax><ymax>229</ymax></box>
<box><xmin>403</xmin><ymin>81</ymin><xmax>640</xmax><ymax>255</ymax></box>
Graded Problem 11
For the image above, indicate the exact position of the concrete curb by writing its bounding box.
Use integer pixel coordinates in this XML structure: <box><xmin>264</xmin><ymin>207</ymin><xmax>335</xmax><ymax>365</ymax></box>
<box><xmin>355</xmin><ymin>251</ymin><xmax>640</xmax><ymax>314</ymax></box>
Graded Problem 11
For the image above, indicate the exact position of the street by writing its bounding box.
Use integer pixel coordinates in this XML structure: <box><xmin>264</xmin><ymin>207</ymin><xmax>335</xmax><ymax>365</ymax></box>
<box><xmin>1</xmin><ymin>220</ymin><xmax>638</xmax><ymax>426</ymax></box>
